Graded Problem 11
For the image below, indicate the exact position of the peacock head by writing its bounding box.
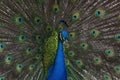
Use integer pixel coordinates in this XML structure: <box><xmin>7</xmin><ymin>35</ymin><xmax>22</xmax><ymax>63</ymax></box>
<box><xmin>58</xmin><ymin>20</ymin><xmax>69</xmax><ymax>42</ymax></box>
<box><xmin>59</xmin><ymin>20</ymin><xmax>69</xmax><ymax>42</ymax></box>
<box><xmin>59</xmin><ymin>29</ymin><xmax>69</xmax><ymax>42</ymax></box>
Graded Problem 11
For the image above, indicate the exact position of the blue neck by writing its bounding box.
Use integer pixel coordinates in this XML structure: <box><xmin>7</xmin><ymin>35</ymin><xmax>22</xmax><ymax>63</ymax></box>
<box><xmin>47</xmin><ymin>40</ymin><xmax>67</xmax><ymax>80</ymax></box>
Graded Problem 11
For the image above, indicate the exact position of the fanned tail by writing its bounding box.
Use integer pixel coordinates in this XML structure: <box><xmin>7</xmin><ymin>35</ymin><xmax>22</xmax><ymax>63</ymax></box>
<box><xmin>0</xmin><ymin>0</ymin><xmax>120</xmax><ymax>80</ymax></box>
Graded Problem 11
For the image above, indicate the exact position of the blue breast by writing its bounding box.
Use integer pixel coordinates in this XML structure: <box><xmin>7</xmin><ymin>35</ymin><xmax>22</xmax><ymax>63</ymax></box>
<box><xmin>46</xmin><ymin>39</ymin><xmax>67</xmax><ymax>80</ymax></box>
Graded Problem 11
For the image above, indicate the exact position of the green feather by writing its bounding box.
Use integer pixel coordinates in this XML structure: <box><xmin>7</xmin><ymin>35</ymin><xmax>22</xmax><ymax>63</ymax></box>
<box><xmin>43</xmin><ymin>31</ymin><xmax>58</xmax><ymax>75</ymax></box>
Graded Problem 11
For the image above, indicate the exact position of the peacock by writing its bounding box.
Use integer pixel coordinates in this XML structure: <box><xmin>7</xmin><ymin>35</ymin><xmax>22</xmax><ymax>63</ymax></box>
<box><xmin>0</xmin><ymin>0</ymin><xmax>120</xmax><ymax>80</ymax></box>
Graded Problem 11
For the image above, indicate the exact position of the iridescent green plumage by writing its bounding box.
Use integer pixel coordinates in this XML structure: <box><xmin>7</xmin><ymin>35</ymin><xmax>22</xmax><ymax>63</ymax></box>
<box><xmin>43</xmin><ymin>31</ymin><xmax>58</xmax><ymax>76</ymax></box>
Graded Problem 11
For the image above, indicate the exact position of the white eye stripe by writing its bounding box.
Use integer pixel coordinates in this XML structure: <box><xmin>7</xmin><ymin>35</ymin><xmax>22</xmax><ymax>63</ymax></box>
<box><xmin>60</xmin><ymin>33</ymin><xmax>62</xmax><ymax>40</ymax></box>
<box><xmin>59</xmin><ymin>33</ymin><xmax>64</xmax><ymax>41</ymax></box>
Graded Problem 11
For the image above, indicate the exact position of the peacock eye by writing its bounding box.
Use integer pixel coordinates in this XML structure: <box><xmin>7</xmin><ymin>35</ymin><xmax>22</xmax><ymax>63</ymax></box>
<box><xmin>103</xmin><ymin>75</ymin><xmax>111</xmax><ymax>80</ymax></box>
<box><xmin>95</xmin><ymin>58</ymin><xmax>98</xmax><ymax>61</ymax></box>
<box><xmin>28</xmin><ymin>48</ymin><xmax>32</xmax><ymax>51</ymax></box>
<box><xmin>0</xmin><ymin>77</ymin><xmax>5</xmax><ymax>80</ymax></box>
<box><xmin>34</xmin><ymin>17</ymin><xmax>42</xmax><ymax>25</ymax></box>
<box><xmin>46</xmin><ymin>25</ymin><xmax>53</xmax><ymax>32</ymax></box>
<box><xmin>70</xmin><ymin>34</ymin><xmax>72</xmax><ymax>37</ymax></box>
<box><xmin>18</xmin><ymin>17</ymin><xmax>23</xmax><ymax>22</ymax></box>
<box><xmin>65</xmin><ymin>59</ymin><xmax>70</xmax><ymax>66</ymax></box>
<box><xmin>30</xmin><ymin>64</ymin><xmax>34</xmax><ymax>68</ymax></box>
<box><xmin>69</xmin><ymin>32</ymin><xmax>75</xmax><ymax>40</ymax></box>
<box><xmin>105</xmin><ymin>49</ymin><xmax>114</xmax><ymax>58</ymax></box>
<box><xmin>25</xmin><ymin>47</ymin><xmax>32</xmax><ymax>55</ymax></box>
<box><xmin>67</xmin><ymin>51</ymin><xmax>75</xmax><ymax>57</ymax></box>
<box><xmin>54</xmin><ymin>8</ymin><xmax>58</xmax><ymax>12</ymax></box>
<box><xmin>16</xmin><ymin>64</ymin><xmax>23</xmax><ymax>72</ymax></box>
<box><xmin>105</xmin><ymin>76</ymin><xmax>108</xmax><ymax>79</ymax></box>
<box><xmin>114</xmin><ymin>66</ymin><xmax>120</xmax><ymax>74</ymax></box>
<box><xmin>5</xmin><ymin>55</ymin><xmax>12</xmax><ymax>64</ymax></box>
<box><xmin>76</xmin><ymin>59</ymin><xmax>83</xmax><ymax>68</ymax></box>
<box><xmin>95</xmin><ymin>8</ymin><xmax>105</xmax><ymax>18</ymax></box>
<box><xmin>0</xmin><ymin>43</ymin><xmax>5</xmax><ymax>52</ymax></box>
<box><xmin>71</xmin><ymin>11</ymin><xmax>80</xmax><ymax>21</ymax></box>
<box><xmin>31</xmin><ymin>14</ymin><xmax>42</xmax><ymax>25</ymax></box>
<box><xmin>47</xmin><ymin>28</ymin><xmax>50</xmax><ymax>30</ymax></box>
<box><xmin>90</xmin><ymin>29</ymin><xmax>100</xmax><ymax>38</ymax></box>
<box><xmin>35</xmin><ymin>35</ymin><xmax>44</xmax><ymax>45</ymax></box>
<box><xmin>117</xmin><ymin>35</ymin><xmax>120</xmax><ymax>39</ymax></box>
<box><xmin>52</xmin><ymin>4</ymin><xmax>60</xmax><ymax>13</ymax></box>
<box><xmin>17</xmin><ymin>34</ymin><xmax>26</xmax><ymax>43</ymax></box>
<box><xmin>92</xmin><ymin>31</ymin><xmax>95</xmax><ymax>34</ymax></box>
<box><xmin>96</xmin><ymin>10</ymin><xmax>101</xmax><ymax>15</ymax></box>
<box><xmin>73</xmin><ymin>15</ymin><xmax>77</xmax><ymax>20</ymax></box>
<box><xmin>21</xmin><ymin>35</ymin><xmax>25</xmax><ymax>40</ymax></box>
<box><xmin>19</xmin><ymin>64</ymin><xmax>23</xmax><ymax>68</ymax></box>
<box><xmin>13</xmin><ymin>15</ymin><xmax>24</xmax><ymax>25</ymax></box>
<box><xmin>36</xmin><ymin>35</ymin><xmax>41</xmax><ymax>39</ymax></box>
<box><xmin>29</xmin><ymin>64</ymin><xmax>35</xmax><ymax>71</ymax></box>
<box><xmin>0</xmin><ymin>43</ymin><xmax>5</xmax><ymax>48</ymax></box>
<box><xmin>80</xmin><ymin>42</ymin><xmax>88</xmax><ymax>50</ymax></box>
<box><xmin>35</xmin><ymin>54</ymin><xmax>41</xmax><ymax>60</ymax></box>
<box><xmin>93</xmin><ymin>56</ymin><xmax>102</xmax><ymax>65</ymax></box>
<box><xmin>115</xmin><ymin>34</ymin><xmax>120</xmax><ymax>42</ymax></box>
